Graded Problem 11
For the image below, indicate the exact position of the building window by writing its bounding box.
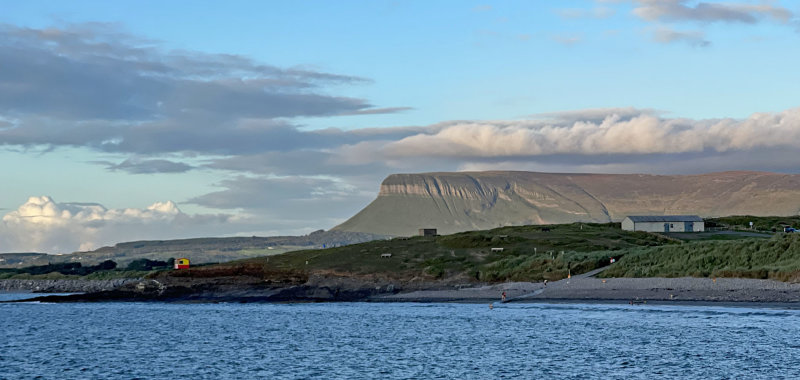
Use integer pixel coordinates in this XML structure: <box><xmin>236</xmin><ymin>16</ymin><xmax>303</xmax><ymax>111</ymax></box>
<box><xmin>670</xmin><ymin>224</ymin><xmax>674</xmax><ymax>228</ymax></box>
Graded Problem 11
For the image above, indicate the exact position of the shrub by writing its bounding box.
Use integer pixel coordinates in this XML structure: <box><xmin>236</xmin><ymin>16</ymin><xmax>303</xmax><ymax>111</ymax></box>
<box><xmin>125</xmin><ymin>258</ymin><xmax>169</xmax><ymax>271</ymax></box>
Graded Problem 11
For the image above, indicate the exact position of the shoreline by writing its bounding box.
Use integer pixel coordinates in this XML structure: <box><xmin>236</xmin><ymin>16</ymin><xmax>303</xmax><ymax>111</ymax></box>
<box><xmin>4</xmin><ymin>276</ymin><xmax>800</xmax><ymax>307</ymax></box>
<box><xmin>373</xmin><ymin>298</ymin><xmax>800</xmax><ymax>310</ymax></box>
<box><xmin>6</xmin><ymin>291</ymin><xmax>800</xmax><ymax>310</ymax></box>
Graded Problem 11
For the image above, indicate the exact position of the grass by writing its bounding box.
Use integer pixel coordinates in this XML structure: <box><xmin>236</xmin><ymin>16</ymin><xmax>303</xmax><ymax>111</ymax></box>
<box><xmin>707</xmin><ymin>215</ymin><xmax>800</xmax><ymax>232</ymax></box>
<box><xmin>0</xmin><ymin>270</ymin><xmax>151</xmax><ymax>280</ymax></box>
<box><xmin>229</xmin><ymin>223</ymin><xmax>677</xmax><ymax>283</ymax></box>
<box><xmin>600</xmin><ymin>233</ymin><xmax>800</xmax><ymax>281</ymax></box>
<box><xmin>480</xmin><ymin>250</ymin><xmax>613</xmax><ymax>282</ymax></box>
<box><xmin>666</xmin><ymin>231</ymin><xmax>772</xmax><ymax>242</ymax></box>
<box><xmin>7</xmin><ymin>219</ymin><xmax>792</xmax><ymax>284</ymax></box>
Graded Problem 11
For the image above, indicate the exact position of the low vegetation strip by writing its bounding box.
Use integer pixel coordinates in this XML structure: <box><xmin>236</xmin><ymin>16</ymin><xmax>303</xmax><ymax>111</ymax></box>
<box><xmin>9</xmin><ymin>219</ymin><xmax>790</xmax><ymax>289</ymax></box>
<box><xmin>479</xmin><ymin>250</ymin><xmax>614</xmax><ymax>282</ymax></box>
<box><xmin>0</xmin><ymin>259</ymin><xmax>172</xmax><ymax>280</ymax></box>
<box><xmin>229</xmin><ymin>223</ymin><xmax>677</xmax><ymax>283</ymax></box>
<box><xmin>600</xmin><ymin>233</ymin><xmax>800</xmax><ymax>281</ymax></box>
<box><xmin>12</xmin><ymin>220</ymin><xmax>800</xmax><ymax>302</ymax></box>
<box><xmin>706</xmin><ymin>215</ymin><xmax>800</xmax><ymax>232</ymax></box>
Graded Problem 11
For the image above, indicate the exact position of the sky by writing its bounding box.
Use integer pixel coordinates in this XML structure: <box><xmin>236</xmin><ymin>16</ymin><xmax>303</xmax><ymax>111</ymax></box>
<box><xmin>1</xmin><ymin>0</ymin><xmax>799</xmax><ymax>253</ymax></box>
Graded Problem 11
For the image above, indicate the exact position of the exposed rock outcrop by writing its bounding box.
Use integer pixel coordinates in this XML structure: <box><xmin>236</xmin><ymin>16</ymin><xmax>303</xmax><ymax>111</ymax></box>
<box><xmin>5</xmin><ymin>269</ymin><xmax>460</xmax><ymax>303</ymax></box>
<box><xmin>0</xmin><ymin>279</ymin><xmax>138</xmax><ymax>293</ymax></box>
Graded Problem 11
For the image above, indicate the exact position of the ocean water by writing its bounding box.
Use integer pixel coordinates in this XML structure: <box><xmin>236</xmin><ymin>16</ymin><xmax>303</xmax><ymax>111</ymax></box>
<box><xmin>1</xmin><ymin>293</ymin><xmax>799</xmax><ymax>379</ymax></box>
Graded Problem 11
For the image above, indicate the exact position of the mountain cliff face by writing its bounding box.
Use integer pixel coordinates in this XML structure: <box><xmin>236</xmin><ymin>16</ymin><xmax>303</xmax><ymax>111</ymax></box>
<box><xmin>333</xmin><ymin>171</ymin><xmax>800</xmax><ymax>236</ymax></box>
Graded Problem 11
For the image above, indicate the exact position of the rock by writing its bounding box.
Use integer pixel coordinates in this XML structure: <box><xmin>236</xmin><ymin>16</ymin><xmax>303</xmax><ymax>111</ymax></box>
<box><xmin>0</xmin><ymin>279</ymin><xmax>139</xmax><ymax>293</ymax></box>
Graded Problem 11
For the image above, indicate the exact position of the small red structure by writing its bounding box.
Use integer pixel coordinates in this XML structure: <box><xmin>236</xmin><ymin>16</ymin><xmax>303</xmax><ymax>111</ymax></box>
<box><xmin>174</xmin><ymin>258</ymin><xmax>190</xmax><ymax>269</ymax></box>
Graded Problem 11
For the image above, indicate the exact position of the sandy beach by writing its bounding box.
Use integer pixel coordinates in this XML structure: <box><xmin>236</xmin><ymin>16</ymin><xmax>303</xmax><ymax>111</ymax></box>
<box><xmin>370</xmin><ymin>276</ymin><xmax>800</xmax><ymax>305</ymax></box>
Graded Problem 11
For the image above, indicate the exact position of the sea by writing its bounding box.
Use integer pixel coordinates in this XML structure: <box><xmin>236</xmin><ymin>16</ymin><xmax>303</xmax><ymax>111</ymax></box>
<box><xmin>1</xmin><ymin>293</ymin><xmax>799</xmax><ymax>379</ymax></box>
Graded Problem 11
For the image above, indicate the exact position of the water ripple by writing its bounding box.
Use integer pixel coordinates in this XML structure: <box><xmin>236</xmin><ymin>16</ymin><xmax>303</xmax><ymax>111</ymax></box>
<box><xmin>1</xmin><ymin>299</ymin><xmax>799</xmax><ymax>379</ymax></box>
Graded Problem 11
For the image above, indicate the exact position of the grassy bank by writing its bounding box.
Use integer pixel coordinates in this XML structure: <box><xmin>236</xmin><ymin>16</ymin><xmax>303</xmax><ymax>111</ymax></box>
<box><xmin>600</xmin><ymin>233</ymin><xmax>800</xmax><ymax>281</ymax></box>
<box><xmin>230</xmin><ymin>223</ymin><xmax>676</xmax><ymax>283</ymax></box>
<box><xmin>9</xmin><ymin>220</ymin><xmax>788</xmax><ymax>285</ymax></box>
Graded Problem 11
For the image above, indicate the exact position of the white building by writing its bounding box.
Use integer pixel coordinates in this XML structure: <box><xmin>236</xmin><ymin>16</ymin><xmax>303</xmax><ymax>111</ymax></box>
<box><xmin>622</xmin><ymin>215</ymin><xmax>705</xmax><ymax>233</ymax></box>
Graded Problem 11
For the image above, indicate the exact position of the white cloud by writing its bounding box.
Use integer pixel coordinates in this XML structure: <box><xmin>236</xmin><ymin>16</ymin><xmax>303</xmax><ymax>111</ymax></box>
<box><xmin>0</xmin><ymin>196</ymin><xmax>234</xmax><ymax>253</ymax></box>
<box><xmin>632</xmin><ymin>0</ymin><xmax>793</xmax><ymax>24</ymax></box>
<box><xmin>361</xmin><ymin>107</ymin><xmax>800</xmax><ymax>159</ymax></box>
<box><xmin>0</xmin><ymin>23</ymin><xmax>407</xmax><ymax>155</ymax></box>
<box><xmin>551</xmin><ymin>34</ymin><xmax>583</xmax><ymax>45</ymax></box>
<box><xmin>597</xmin><ymin>1</ymin><xmax>798</xmax><ymax>45</ymax></box>
<box><xmin>3</xmin><ymin>196</ymin><xmax>181</xmax><ymax>226</ymax></box>
<box><xmin>652</xmin><ymin>27</ymin><xmax>711</xmax><ymax>47</ymax></box>
<box><xmin>558</xmin><ymin>7</ymin><xmax>616</xmax><ymax>19</ymax></box>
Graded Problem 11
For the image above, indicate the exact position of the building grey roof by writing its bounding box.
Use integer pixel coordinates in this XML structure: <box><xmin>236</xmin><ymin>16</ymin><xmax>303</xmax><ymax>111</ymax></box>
<box><xmin>625</xmin><ymin>215</ymin><xmax>704</xmax><ymax>222</ymax></box>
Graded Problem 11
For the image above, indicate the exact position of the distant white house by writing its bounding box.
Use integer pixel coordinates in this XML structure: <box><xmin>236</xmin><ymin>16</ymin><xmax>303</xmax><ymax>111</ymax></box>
<box><xmin>622</xmin><ymin>215</ymin><xmax>705</xmax><ymax>233</ymax></box>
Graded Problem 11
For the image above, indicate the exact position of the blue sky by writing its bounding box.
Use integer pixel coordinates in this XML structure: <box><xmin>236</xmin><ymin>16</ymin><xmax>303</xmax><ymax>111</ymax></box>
<box><xmin>8</xmin><ymin>0</ymin><xmax>799</xmax><ymax>124</ymax></box>
<box><xmin>1</xmin><ymin>0</ymin><xmax>799</xmax><ymax>252</ymax></box>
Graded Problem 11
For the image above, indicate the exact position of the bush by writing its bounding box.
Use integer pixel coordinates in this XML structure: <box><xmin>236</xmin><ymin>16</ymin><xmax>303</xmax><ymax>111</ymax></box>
<box><xmin>125</xmin><ymin>258</ymin><xmax>170</xmax><ymax>271</ymax></box>
<box><xmin>7</xmin><ymin>260</ymin><xmax>118</xmax><ymax>277</ymax></box>
<box><xmin>600</xmin><ymin>234</ymin><xmax>800</xmax><ymax>280</ymax></box>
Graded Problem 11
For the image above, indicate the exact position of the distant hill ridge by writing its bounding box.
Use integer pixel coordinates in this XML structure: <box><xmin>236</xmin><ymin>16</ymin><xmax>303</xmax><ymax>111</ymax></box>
<box><xmin>0</xmin><ymin>230</ymin><xmax>387</xmax><ymax>268</ymax></box>
<box><xmin>334</xmin><ymin>171</ymin><xmax>800</xmax><ymax>236</ymax></box>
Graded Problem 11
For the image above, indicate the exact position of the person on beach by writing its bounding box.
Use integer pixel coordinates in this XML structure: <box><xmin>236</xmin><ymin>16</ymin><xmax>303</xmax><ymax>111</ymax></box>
<box><xmin>501</xmin><ymin>291</ymin><xmax>506</xmax><ymax>301</ymax></box>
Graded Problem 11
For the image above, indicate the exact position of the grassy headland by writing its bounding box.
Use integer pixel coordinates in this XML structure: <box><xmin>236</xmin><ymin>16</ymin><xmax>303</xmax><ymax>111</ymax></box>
<box><xmin>11</xmin><ymin>220</ymin><xmax>800</xmax><ymax>303</ymax></box>
<box><xmin>187</xmin><ymin>220</ymin><xmax>798</xmax><ymax>284</ymax></box>
<box><xmin>7</xmin><ymin>219</ymin><xmax>797</xmax><ymax>286</ymax></box>
<box><xmin>221</xmin><ymin>223</ymin><xmax>677</xmax><ymax>283</ymax></box>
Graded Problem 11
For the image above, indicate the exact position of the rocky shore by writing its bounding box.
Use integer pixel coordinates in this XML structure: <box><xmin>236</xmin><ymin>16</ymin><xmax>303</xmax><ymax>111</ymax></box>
<box><xmin>0</xmin><ymin>279</ymin><xmax>139</xmax><ymax>293</ymax></box>
<box><xmin>7</xmin><ymin>273</ymin><xmax>800</xmax><ymax>306</ymax></box>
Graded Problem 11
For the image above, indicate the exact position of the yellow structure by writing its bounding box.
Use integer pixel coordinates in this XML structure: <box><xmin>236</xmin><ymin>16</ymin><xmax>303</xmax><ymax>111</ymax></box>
<box><xmin>175</xmin><ymin>258</ymin><xmax>190</xmax><ymax>269</ymax></box>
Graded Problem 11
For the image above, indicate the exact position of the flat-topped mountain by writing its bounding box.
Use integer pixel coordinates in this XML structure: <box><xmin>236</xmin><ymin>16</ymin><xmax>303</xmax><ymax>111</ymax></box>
<box><xmin>333</xmin><ymin>171</ymin><xmax>800</xmax><ymax>236</ymax></box>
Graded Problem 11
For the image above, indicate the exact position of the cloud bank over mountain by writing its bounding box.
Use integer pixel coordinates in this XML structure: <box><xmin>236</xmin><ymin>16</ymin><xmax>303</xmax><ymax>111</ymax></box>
<box><xmin>375</xmin><ymin>107</ymin><xmax>800</xmax><ymax>158</ymax></box>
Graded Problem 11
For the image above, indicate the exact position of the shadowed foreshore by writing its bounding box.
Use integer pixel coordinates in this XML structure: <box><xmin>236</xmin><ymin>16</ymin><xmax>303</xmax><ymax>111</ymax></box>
<box><xmin>7</xmin><ymin>274</ymin><xmax>800</xmax><ymax>306</ymax></box>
